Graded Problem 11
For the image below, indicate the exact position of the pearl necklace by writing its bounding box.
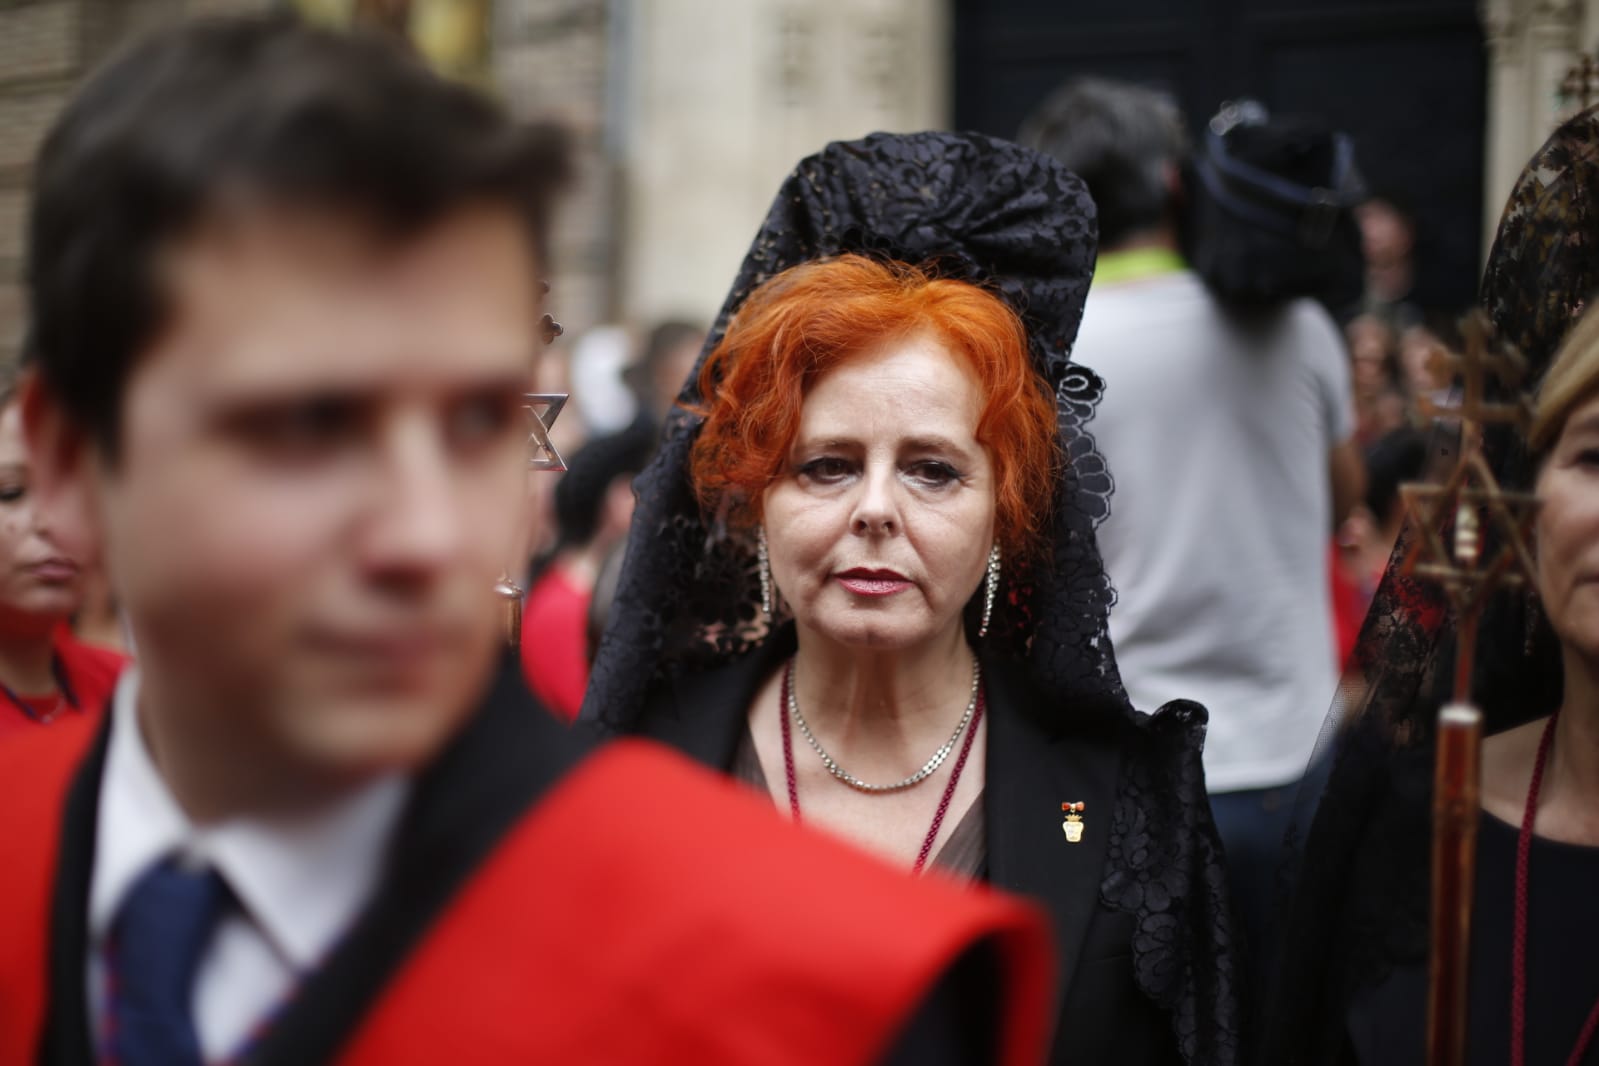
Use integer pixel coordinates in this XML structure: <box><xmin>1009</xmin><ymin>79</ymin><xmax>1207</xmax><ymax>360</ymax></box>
<box><xmin>784</xmin><ymin>656</ymin><xmax>981</xmax><ymax>793</ymax></box>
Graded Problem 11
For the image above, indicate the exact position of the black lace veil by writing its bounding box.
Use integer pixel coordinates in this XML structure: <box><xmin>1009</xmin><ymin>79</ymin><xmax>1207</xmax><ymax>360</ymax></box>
<box><xmin>1259</xmin><ymin>105</ymin><xmax>1599</xmax><ymax>1065</ymax></box>
<box><xmin>582</xmin><ymin>130</ymin><xmax>1123</xmax><ymax>729</ymax></box>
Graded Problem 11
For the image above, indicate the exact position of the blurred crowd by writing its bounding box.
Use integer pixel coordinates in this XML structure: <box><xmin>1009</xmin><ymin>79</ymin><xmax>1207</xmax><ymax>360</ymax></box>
<box><xmin>1331</xmin><ymin>197</ymin><xmax>1456</xmax><ymax>666</ymax></box>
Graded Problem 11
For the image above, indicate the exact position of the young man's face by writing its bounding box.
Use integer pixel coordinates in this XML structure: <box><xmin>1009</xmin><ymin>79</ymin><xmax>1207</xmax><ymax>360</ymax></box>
<box><xmin>52</xmin><ymin>205</ymin><xmax>544</xmax><ymax>798</ymax></box>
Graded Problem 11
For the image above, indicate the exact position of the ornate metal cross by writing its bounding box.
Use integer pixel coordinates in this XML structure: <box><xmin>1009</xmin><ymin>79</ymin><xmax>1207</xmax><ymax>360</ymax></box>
<box><xmin>1398</xmin><ymin>310</ymin><xmax>1541</xmax><ymax>1066</ymax></box>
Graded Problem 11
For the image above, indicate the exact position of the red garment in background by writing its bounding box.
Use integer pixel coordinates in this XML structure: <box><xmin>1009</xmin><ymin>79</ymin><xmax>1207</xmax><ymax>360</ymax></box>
<box><xmin>518</xmin><ymin>567</ymin><xmax>590</xmax><ymax>722</ymax></box>
<box><xmin>0</xmin><ymin>625</ymin><xmax>126</xmax><ymax>741</ymax></box>
<box><xmin>1329</xmin><ymin>543</ymin><xmax>1381</xmax><ymax>670</ymax></box>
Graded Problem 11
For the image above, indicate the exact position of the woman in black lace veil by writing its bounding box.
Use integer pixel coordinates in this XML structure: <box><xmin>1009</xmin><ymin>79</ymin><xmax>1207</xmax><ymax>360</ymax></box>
<box><xmin>583</xmin><ymin>131</ymin><xmax>1240</xmax><ymax>1066</ymax></box>
<box><xmin>1258</xmin><ymin>107</ymin><xmax>1599</xmax><ymax>1066</ymax></box>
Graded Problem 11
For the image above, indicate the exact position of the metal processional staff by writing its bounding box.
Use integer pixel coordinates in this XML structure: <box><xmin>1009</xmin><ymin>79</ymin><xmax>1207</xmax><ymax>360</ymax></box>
<box><xmin>1398</xmin><ymin>311</ymin><xmax>1540</xmax><ymax>1066</ymax></box>
<box><xmin>494</xmin><ymin>300</ymin><xmax>568</xmax><ymax>648</ymax></box>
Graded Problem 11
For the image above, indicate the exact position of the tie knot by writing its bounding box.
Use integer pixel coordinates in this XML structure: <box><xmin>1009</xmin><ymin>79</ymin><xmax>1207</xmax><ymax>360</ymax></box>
<box><xmin>108</xmin><ymin>857</ymin><xmax>230</xmax><ymax>1066</ymax></box>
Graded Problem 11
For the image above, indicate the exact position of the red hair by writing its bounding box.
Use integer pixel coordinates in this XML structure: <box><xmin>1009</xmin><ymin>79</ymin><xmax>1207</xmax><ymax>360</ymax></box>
<box><xmin>690</xmin><ymin>254</ymin><xmax>1060</xmax><ymax>566</ymax></box>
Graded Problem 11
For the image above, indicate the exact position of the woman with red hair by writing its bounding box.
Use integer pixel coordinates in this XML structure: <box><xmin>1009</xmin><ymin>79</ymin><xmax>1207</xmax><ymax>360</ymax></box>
<box><xmin>684</xmin><ymin>251</ymin><xmax>1057</xmax><ymax>869</ymax></box>
<box><xmin>589</xmin><ymin>132</ymin><xmax>1240</xmax><ymax>1065</ymax></box>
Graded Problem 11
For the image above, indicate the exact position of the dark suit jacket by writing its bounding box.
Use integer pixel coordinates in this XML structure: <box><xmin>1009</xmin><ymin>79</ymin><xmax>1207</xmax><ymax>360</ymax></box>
<box><xmin>26</xmin><ymin>658</ymin><xmax>1014</xmax><ymax>1066</ymax></box>
<box><xmin>631</xmin><ymin>633</ymin><xmax>1184</xmax><ymax>1066</ymax></box>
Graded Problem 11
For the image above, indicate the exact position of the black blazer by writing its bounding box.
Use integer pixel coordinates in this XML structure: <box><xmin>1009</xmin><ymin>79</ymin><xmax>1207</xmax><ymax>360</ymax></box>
<box><xmin>632</xmin><ymin>633</ymin><xmax>1185</xmax><ymax>1066</ymax></box>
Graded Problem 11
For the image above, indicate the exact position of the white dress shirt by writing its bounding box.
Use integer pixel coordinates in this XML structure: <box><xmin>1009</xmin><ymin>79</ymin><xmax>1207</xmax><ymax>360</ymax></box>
<box><xmin>88</xmin><ymin>669</ymin><xmax>409</xmax><ymax>1060</ymax></box>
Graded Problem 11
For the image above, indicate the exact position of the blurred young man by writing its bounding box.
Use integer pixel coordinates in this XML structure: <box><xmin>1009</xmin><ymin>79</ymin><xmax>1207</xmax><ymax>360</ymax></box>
<box><xmin>0</xmin><ymin>18</ymin><xmax>1051</xmax><ymax>1066</ymax></box>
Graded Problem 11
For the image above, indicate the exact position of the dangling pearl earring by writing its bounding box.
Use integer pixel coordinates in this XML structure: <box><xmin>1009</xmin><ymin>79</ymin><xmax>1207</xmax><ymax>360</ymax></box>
<box><xmin>978</xmin><ymin>544</ymin><xmax>1001</xmax><ymax>638</ymax></box>
<box><xmin>758</xmin><ymin>526</ymin><xmax>773</xmax><ymax>618</ymax></box>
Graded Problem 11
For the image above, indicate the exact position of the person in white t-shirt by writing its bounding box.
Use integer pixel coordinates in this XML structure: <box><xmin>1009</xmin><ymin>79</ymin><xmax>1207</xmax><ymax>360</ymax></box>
<box><xmin>1020</xmin><ymin>77</ymin><xmax>1364</xmax><ymax>957</ymax></box>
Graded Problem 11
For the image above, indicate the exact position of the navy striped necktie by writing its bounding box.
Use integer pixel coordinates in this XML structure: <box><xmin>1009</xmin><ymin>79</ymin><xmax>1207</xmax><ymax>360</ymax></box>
<box><xmin>107</xmin><ymin>857</ymin><xmax>230</xmax><ymax>1066</ymax></box>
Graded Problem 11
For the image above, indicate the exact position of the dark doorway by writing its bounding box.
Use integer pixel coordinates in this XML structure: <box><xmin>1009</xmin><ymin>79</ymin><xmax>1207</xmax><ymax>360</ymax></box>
<box><xmin>954</xmin><ymin>0</ymin><xmax>1486</xmax><ymax>311</ymax></box>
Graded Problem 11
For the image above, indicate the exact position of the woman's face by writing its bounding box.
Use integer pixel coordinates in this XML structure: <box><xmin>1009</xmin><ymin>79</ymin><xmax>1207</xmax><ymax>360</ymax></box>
<box><xmin>1536</xmin><ymin>391</ymin><xmax>1599</xmax><ymax>660</ymax></box>
<box><xmin>761</xmin><ymin>333</ymin><xmax>996</xmax><ymax>652</ymax></box>
<box><xmin>0</xmin><ymin>400</ymin><xmax>81</xmax><ymax>629</ymax></box>
<box><xmin>1400</xmin><ymin>326</ymin><xmax>1445</xmax><ymax>394</ymax></box>
<box><xmin>1347</xmin><ymin>316</ymin><xmax>1396</xmax><ymax>395</ymax></box>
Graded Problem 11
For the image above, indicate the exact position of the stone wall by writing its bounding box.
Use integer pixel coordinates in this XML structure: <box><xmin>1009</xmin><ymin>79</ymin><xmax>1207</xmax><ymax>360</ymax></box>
<box><xmin>0</xmin><ymin>0</ymin><xmax>950</xmax><ymax>360</ymax></box>
<box><xmin>0</xmin><ymin>0</ymin><xmax>82</xmax><ymax>362</ymax></box>
<box><xmin>1481</xmin><ymin>0</ymin><xmax>1599</xmax><ymax>245</ymax></box>
<box><xmin>0</xmin><ymin>0</ymin><xmax>273</xmax><ymax>363</ymax></box>
<box><xmin>493</xmin><ymin>0</ymin><xmax>614</xmax><ymax>339</ymax></box>
<box><xmin>619</xmin><ymin>0</ymin><xmax>950</xmax><ymax>330</ymax></box>
<box><xmin>0</xmin><ymin>0</ymin><xmax>609</xmax><ymax>358</ymax></box>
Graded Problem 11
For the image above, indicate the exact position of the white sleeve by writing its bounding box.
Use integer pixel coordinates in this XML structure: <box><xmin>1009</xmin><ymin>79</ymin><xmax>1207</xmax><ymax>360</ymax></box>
<box><xmin>1293</xmin><ymin>300</ymin><xmax>1356</xmax><ymax>447</ymax></box>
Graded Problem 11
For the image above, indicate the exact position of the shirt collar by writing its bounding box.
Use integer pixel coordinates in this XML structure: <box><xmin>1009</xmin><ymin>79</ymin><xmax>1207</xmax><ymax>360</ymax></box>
<box><xmin>89</xmin><ymin>669</ymin><xmax>410</xmax><ymax>971</ymax></box>
<box><xmin>1091</xmin><ymin>246</ymin><xmax>1188</xmax><ymax>287</ymax></box>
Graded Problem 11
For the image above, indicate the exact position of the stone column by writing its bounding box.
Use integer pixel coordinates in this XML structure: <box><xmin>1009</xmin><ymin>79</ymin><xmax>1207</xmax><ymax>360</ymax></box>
<box><xmin>0</xmin><ymin>0</ymin><xmax>275</xmax><ymax>363</ymax></box>
<box><xmin>619</xmin><ymin>0</ymin><xmax>950</xmax><ymax>328</ymax></box>
<box><xmin>0</xmin><ymin>0</ymin><xmax>86</xmax><ymax>363</ymax></box>
<box><xmin>494</xmin><ymin>0</ymin><xmax>614</xmax><ymax>339</ymax></box>
<box><xmin>1481</xmin><ymin>0</ymin><xmax>1584</xmax><ymax>244</ymax></box>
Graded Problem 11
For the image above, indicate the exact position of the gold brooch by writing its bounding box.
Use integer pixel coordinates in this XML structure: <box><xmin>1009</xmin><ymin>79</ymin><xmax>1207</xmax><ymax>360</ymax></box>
<box><xmin>1061</xmin><ymin>802</ymin><xmax>1085</xmax><ymax>844</ymax></box>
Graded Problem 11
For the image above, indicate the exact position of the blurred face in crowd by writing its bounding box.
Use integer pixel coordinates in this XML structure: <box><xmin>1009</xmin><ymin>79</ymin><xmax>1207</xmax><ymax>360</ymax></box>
<box><xmin>1400</xmin><ymin>325</ymin><xmax>1448</xmax><ymax>395</ymax></box>
<box><xmin>33</xmin><ymin>205</ymin><xmax>543</xmax><ymax>810</ymax></box>
<box><xmin>1536</xmin><ymin>391</ymin><xmax>1599</xmax><ymax>663</ymax></box>
<box><xmin>761</xmin><ymin>334</ymin><xmax>996</xmax><ymax>653</ymax></box>
<box><xmin>1356</xmin><ymin>199</ymin><xmax>1413</xmax><ymax>270</ymax></box>
<box><xmin>1347</xmin><ymin>315</ymin><xmax>1397</xmax><ymax>395</ymax></box>
<box><xmin>0</xmin><ymin>398</ymin><xmax>81</xmax><ymax>635</ymax></box>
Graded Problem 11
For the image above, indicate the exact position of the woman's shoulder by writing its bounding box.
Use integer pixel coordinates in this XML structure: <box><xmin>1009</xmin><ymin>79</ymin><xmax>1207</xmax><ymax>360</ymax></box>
<box><xmin>982</xmin><ymin>654</ymin><xmax>1209</xmax><ymax>776</ymax></box>
<box><xmin>1129</xmin><ymin>697</ymin><xmax>1210</xmax><ymax>745</ymax></box>
<box><xmin>610</xmin><ymin>643</ymin><xmax>785</xmax><ymax>771</ymax></box>
<box><xmin>1107</xmin><ymin>696</ymin><xmax>1213</xmax><ymax>790</ymax></box>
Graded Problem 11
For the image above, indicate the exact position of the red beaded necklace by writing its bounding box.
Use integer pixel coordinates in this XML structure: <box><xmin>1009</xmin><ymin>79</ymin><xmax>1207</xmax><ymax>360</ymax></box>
<box><xmin>0</xmin><ymin>654</ymin><xmax>74</xmax><ymax>724</ymax></box>
<box><xmin>1511</xmin><ymin>711</ymin><xmax>1599</xmax><ymax>1066</ymax></box>
<box><xmin>779</xmin><ymin>660</ymin><xmax>984</xmax><ymax>875</ymax></box>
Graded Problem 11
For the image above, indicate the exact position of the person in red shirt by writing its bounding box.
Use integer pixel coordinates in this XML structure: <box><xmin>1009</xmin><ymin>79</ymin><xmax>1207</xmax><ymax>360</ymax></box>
<box><xmin>1329</xmin><ymin>426</ymin><xmax>1429</xmax><ymax>666</ymax></box>
<box><xmin>520</xmin><ymin>421</ymin><xmax>653</xmax><ymax>720</ymax></box>
<box><xmin>0</xmin><ymin>367</ymin><xmax>124</xmax><ymax>739</ymax></box>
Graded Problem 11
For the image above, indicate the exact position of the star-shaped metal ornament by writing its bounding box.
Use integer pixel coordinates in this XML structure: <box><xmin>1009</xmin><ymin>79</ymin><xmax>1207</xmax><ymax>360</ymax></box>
<box><xmin>1400</xmin><ymin>313</ymin><xmax>1539</xmax><ymax>618</ymax></box>
<box><xmin>526</xmin><ymin>392</ymin><xmax>568</xmax><ymax>472</ymax></box>
<box><xmin>495</xmin><ymin>285</ymin><xmax>569</xmax><ymax>650</ymax></box>
<box><xmin>1400</xmin><ymin>466</ymin><xmax>1539</xmax><ymax>618</ymax></box>
<box><xmin>1399</xmin><ymin>311</ymin><xmax>1540</xmax><ymax>700</ymax></box>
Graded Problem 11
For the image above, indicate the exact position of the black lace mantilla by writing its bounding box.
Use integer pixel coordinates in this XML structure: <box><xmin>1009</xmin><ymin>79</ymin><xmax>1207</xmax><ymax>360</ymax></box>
<box><xmin>582</xmin><ymin>130</ymin><xmax>1240</xmax><ymax>1065</ymax></box>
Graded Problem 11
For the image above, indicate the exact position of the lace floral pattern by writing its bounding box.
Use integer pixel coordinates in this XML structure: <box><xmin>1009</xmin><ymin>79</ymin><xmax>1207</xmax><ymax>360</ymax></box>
<box><xmin>1105</xmin><ymin>699</ymin><xmax>1241</xmax><ymax>1064</ymax></box>
<box><xmin>1261</xmin><ymin>106</ymin><xmax>1599</xmax><ymax>1065</ymax></box>
<box><xmin>582</xmin><ymin>131</ymin><xmax>1240</xmax><ymax>1066</ymax></box>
